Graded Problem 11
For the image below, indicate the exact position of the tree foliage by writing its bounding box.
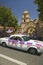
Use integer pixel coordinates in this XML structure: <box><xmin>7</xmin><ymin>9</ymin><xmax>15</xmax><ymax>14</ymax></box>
<box><xmin>34</xmin><ymin>0</ymin><xmax>43</xmax><ymax>21</ymax></box>
<box><xmin>0</xmin><ymin>6</ymin><xmax>18</xmax><ymax>29</ymax></box>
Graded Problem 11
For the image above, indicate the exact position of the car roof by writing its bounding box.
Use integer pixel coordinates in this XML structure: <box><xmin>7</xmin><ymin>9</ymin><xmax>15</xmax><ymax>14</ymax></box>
<box><xmin>10</xmin><ymin>34</ymin><xmax>27</xmax><ymax>37</ymax></box>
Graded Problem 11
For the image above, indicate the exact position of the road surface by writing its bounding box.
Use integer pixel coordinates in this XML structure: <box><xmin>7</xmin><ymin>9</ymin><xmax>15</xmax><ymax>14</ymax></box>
<box><xmin>0</xmin><ymin>46</ymin><xmax>43</xmax><ymax>65</ymax></box>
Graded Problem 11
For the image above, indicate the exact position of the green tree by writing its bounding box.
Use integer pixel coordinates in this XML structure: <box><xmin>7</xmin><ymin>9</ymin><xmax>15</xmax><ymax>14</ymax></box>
<box><xmin>6</xmin><ymin>15</ymin><xmax>18</xmax><ymax>30</ymax></box>
<box><xmin>34</xmin><ymin>0</ymin><xmax>43</xmax><ymax>21</ymax></box>
<box><xmin>0</xmin><ymin>6</ymin><xmax>18</xmax><ymax>29</ymax></box>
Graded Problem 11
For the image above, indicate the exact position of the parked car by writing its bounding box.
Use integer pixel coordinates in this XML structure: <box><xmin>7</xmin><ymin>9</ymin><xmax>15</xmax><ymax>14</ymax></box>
<box><xmin>0</xmin><ymin>30</ymin><xmax>10</xmax><ymax>37</ymax></box>
<box><xmin>0</xmin><ymin>34</ymin><xmax>43</xmax><ymax>55</ymax></box>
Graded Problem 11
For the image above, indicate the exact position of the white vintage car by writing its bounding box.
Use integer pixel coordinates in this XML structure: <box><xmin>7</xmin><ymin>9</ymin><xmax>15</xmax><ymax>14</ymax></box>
<box><xmin>0</xmin><ymin>34</ymin><xmax>43</xmax><ymax>55</ymax></box>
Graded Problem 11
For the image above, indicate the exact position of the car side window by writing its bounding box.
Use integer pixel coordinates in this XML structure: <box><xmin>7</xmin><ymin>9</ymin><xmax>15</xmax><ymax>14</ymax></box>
<box><xmin>10</xmin><ymin>36</ymin><xmax>17</xmax><ymax>40</ymax></box>
<box><xmin>10</xmin><ymin>37</ymin><xmax>15</xmax><ymax>40</ymax></box>
<box><xmin>15</xmin><ymin>37</ymin><xmax>22</xmax><ymax>41</ymax></box>
<box><xmin>10</xmin><ymin>36</ymin><xmax>22</xmax><ymax>41</ymax></box>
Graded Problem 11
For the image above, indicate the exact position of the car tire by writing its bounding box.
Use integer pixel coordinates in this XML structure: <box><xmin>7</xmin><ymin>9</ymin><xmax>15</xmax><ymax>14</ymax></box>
<box><xmin>2</xmin><ymin>42</ymin><xmax>7</xmax><ymax>47</ymax></box>
<box><xmin>28</xmin><ymin>48</ymin><xmax>37</xmax><ymax>55</ymax></box>
<box><xmin>37</xmin><ymin>53</ymin><xmax>42</xmax><ymax>56</ymax></box>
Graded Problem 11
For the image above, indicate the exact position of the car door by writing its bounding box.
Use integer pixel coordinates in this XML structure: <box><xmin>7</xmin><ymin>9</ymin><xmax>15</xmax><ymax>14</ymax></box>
<box><xmin>8</xmin><ymin>36</ymin><xmax>18</xmax><ymax>48</ymax></box>
<box><xmin>16</xmin><ymin>37</ymin><xmax>28</xmax><ymax>50</ymax></box>
<box><xmin>15</xmin><ymin>37</ymin><xmax>24</xmax><ymax>49</ymax></box>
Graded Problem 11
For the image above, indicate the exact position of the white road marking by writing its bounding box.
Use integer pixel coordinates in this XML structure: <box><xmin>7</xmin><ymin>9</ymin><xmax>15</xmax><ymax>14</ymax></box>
<box><xmin>0</xmin><ymin>54</ymin><xmax>27</xmax><ymax>65</ymax></box>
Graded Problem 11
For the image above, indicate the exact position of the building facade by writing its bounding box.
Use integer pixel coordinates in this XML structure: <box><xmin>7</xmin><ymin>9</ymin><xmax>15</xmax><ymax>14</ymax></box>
<box><xmin>19</xmin><ymin>11</ymin><xmax>43</xmax><ymax>39</ymax></box>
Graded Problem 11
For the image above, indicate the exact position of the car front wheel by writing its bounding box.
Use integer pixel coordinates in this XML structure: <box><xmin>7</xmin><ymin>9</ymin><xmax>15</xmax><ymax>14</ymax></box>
<box><xmin>28</xmin><ymin>48</ymin><xmax>37</xmax><ymax>55</ymax></box>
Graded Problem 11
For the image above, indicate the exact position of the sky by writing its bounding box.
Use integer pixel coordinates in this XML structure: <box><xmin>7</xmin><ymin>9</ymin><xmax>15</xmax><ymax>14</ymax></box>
<box><xmin>0</xmin><ymin>0</ymin><xmax>38</xmax><ymax>24</ymax></box>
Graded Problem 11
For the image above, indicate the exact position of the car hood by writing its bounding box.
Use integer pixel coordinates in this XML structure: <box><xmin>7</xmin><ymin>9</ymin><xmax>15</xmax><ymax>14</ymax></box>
<box><xmin>32</xmin><ymin>40</ymin><xmax>43</xmax><ymax>43</ymax></box>
<box><xmin>25</xmin><ymin>39</ymin><xmax>43</xmax><ymax>45</ymax></box>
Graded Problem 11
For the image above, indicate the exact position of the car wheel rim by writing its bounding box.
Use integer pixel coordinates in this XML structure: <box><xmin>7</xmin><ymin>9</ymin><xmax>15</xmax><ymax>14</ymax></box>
<box><xmin>29</xmin><ymin>48</ymin><xmax>36</xmax><ymax>55</ymax></box>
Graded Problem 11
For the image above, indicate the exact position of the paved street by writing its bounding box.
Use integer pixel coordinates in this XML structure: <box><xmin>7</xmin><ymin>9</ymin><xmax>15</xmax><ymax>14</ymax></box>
<box><xmin>0</xmin><ymin>46</ymin><xmax>43</xmax><ymax>65</ymax></box>
<box><xmin>0</xmin><ymin>57</ymin><xmax>18</xmax><ymax>65</ymax></box>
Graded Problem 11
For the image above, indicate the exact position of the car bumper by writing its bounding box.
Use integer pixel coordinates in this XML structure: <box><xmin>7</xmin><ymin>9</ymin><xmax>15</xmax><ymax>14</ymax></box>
<box><xmin>37</xmin><ymin>48</ymin><xmax>43</xmax><ymax>53</ymax></box>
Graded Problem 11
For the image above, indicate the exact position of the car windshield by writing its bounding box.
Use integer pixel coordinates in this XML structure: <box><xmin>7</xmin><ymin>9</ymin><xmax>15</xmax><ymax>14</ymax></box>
<box><xmin>22</xmin><ymin>36</ymin><xmax>30</xmax><ymax>41</ymax></box>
